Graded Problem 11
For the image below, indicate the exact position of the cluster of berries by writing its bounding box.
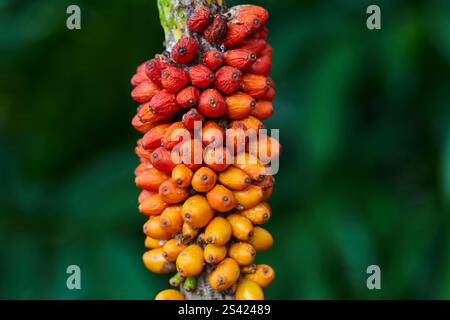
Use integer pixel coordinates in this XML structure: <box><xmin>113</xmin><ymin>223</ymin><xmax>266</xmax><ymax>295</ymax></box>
<box><xmin>130</xmin><ymin>4</ymin><xmax>279</xmax><ymax>300</ymax></box>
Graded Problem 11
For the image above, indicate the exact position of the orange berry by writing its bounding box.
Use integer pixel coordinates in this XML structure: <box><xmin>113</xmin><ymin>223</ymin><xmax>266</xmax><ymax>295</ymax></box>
<box><xmin>208</xmin><ymin>258</ymin><xmax>240</xmax><ymax>291</ymax></box>
<box><xmin>247</xmin><ymin>226</ymin><xmax>273</xmax><ymax>251</ymax></box>
<box><xmin>226</xmin><ymin>214</ymin><xmax>254</xmax><ymax>241</ymax></box>
<box><xmin>142</xmin><ymin>248</ymin><xmax>175</xmax><ymax>274</ymax></box>
<box><xmin>135</xmin><ymin>167</ymin><xmax>170</xmax><ymax>192</ymax></box>
<box><xmin>225</xmin><ymin>92</ymin><xmax>256</xmax><ymax>120</ymax></box>
<box><xmin>240</xmin><ymin>74</ymin><xmax>270</xmax><ymax>99</ymax></box>
<box><xmin>160</xmin><ymin>205</ymin><xmax>183</xmax><ymax>233</ymax></box>
<box><xmin>191</xmin><ymin>167</ymin><xmax>217</xmax><ymax>192</ymax></box>
<box><xmin>158</xmin><ymin>179</ymin><xmax>189</xmax><ymax>204</ymax></box>
<box><xmin>139</xmin><ymin>193</ymin><xmax>168</xmax><ymax>216</ymax></box>
<box><xmin>218</xmin><ymin>166</ymin><xmax>251</xmax><ymax>191</ymax></box>
<box><xmin>251</xmin><ymin>100</ymin><xmax>273</xmax><ymax>120</ymax></box>
<box><xmin>181</xmin><ymin>195</ymin><xmax>215</xmax><ymax>228</ymax></box>
<box><xmin>144</xmin><ymin>236</ymin><xmax>166</xmax><ymax>249</ymax></box>
<box><xmin>206</xmin><ymin>184</ymin><xmax>237</xmax><ymax>212</ymax></box>
<box><xmin>205</xmin><ymin>216</ymin><xmax>232</xmax><ymax>246</ymax></box>
<box><xmin>162</xmin><ymin>238</ymin><xmax>187</xmax><ymax>262</ymax></box>
<box><xmin>138</xmin><ymin>190</ymin><xmax>154</xmax><ymax>204</ymax></box>
<box><xmin>204</xmin><ymin>147</ymin><xmax>231</xmax><ymax>172</ymax></box>
<box><xmin>182</xmin><ymin>222</ymin><xmax>199</xmax><ymax>243</ymax></box>
<box><xmin>176</xmin><ymin>244</ymin><xmax>204</xmax><ymax>277</ymax></box>
<box><xmin>240</xmin><ymin>202</ymin><xmax>271</xmax><ymax>224</ymax></box>
<box><xmin>204</xmin><ymin>244</ymin><xmax>227</xmax><ymax>264</ymax></box>
<box><xmin>202</xmin><ymin>120</ymin><xmax>224</xmax><ymax>147</ymax></box>
<box><xmin>244</xmin><ymin>264</ymin><xmax>275</xmax><ymax>288</ymax></box>
<box><xmin>233</xmin><ymin>185</ymin><xmax>264</xmax><ymax>210</ymax></box>
<box><xmin>233</xmin><ymin>152</ymin><xmax>267</xmax><ymax>181</ymax></box>
<box><xmin>228</xmin><ymin>242</ymin><xmax>256</xmax><ymax>266</ymax></box>
<box><xmin>171</xmin><ymin>164</ymin><xmax>193</xmax><ymax>188</ymax></box>
<box><xmin>240</xmin><ymin>264</ymin><xmax>257</xmax><ymax>274</ymax></box>
<box><xmin>143</xmin><ymin>216</ymin><xmax>173</xmax><ymax>240</ymax></box>
<box><xmin>155</xmin><ymin>289</ymin><xmax>185</xmax><ymax>300</ymax></box>
<box><xmin>235</xmin><ymin>279</ymin><xmax>264</xmax><ymax>300</ymax></box>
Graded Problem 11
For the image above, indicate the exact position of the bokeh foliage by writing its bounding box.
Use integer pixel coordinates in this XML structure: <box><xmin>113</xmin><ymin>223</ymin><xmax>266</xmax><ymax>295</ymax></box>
<box><xmin>0</xmin><ymin>0</ymin><xmax>449</xmax><ymax>299</ymax></box>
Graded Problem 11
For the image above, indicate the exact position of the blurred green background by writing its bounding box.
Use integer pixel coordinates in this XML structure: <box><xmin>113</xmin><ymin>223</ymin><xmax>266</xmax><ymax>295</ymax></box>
<box><xmin>1</xmin><ymin>0</ymin><xmax>449</xmax><ymax>299</ymax></box>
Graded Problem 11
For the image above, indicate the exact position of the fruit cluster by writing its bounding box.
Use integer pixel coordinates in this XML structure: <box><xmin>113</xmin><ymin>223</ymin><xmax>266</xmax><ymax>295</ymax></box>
<box><xmin>130</xmin><ymin>4</ymin><xmax>279</xmax><ymax>300</ymax></box>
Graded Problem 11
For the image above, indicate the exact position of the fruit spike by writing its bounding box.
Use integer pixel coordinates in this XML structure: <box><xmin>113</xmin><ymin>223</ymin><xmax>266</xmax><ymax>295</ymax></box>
<box><xmin>131</xmin><ymin>0</ymin><xmax>278</xmax><ymax>300</ymax></box>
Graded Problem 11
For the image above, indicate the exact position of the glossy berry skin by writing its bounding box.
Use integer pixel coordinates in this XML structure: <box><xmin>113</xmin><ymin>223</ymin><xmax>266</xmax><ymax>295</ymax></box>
<box><xmin>198</xmin><ymin>88</ymin><xmax>227</xmax><ymax>117</ymax></box>
<box><xmin>171</xmin><ymin>164</ymin><xmax>193</xmax><ymax>188</ymax></box>
<box><xmin>235</xmin><ymin>279</ymin><xmax>264</xmax><ymax>300</ymax></box>
<box><xmin>143</xmin><ymin>248</ymin><xmax>175</xmax><ymax>274</ymax></box>
<box><xmin>244</xmin><ymin>264</ymin><xmax>275</xmax><ymax>288</ymax></box>
<box><xmin>172</xmin><ymin>37</ymin><xmax>199</xmax><ymax>64</ymax></box>
<box><xmin>206</xmin><ymin>184</ymin><xmax>237</xmax><ymax>212</ymax></box>
<box><xmin>139</xmin><ymin>193</ymin><xmax>168</xmax><ymax>216</ymax></box>
<box><xmin>228</xmin><ymin>242</ymin><xmax>256</xmax><ymax>266</ymax></box>
<box><xmin>218</xmin><ymin>166</ymin><xmax>251</xmax><ymax>191</ymax></box>
<box><xmin>155</xmin><ymin>289</ymin><xmax>185</xmax><ymax>300</ymax></box>
<box><xmin>209</xmin><ymin>258</ymin><xmax>240</xmax><ymax>291</ymax></box>
<box><xmin>162</xmin><ymin>238</ymin><xmax>187</xmax><ymax>261</ymax></box>
<box><xmin>247</xmin><ymin>226</ymin><xmax>273</xmax><ymax>251</ymax></box>
<box><xmin>181</xmin><ymin>195</ymin><xmax>215</xmax><ymax>228</ymax></box>
<box><xmin>226</xmin><ymin>214</ymin><xmax>254</xmax><ymax>241</ymax></box>
<box><xmin>176</xmin><ymin>244</ymin><xmax>205</xmax><ymax>277</ymax></box>
<box><xmin>191</xmin><ymin>166</ymin><xmax>217</xmax><ymax>192</ymax></box>
<box><xmin>204</xmin><ymin>244</ymin><xmax>227</xmax><ymax>264</ymax></box>
<box><xmin>135</xmin><ymin>167</ymin><xmax>169</xmax><ymax>192</ymax></box>
<box><xmin>160</xmin><ymin>205</ymin><xmax>184</xmax><ymax>233</ymax></box>
<box><xmin>240</xmin><ymin>202</ymin><xmax>271</xmax><ymax>225</ymax></box>
<box><xmin>143</xmin><ymin>216</ymin><xmax>173</xmax><ymax>240</ymax></box>
<box><xmin>205</xmin><ymin>216</ymin><xmax>232</xmax><ymax>246</ymax></box>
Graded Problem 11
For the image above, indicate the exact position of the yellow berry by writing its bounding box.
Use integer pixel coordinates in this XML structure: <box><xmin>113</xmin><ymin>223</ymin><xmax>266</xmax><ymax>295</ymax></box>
<box><xmin>235</xmin><ymin>279</ymin><xmax>264</xmax><ymax>300</ymax></box>
<box><xmin>142</xmin><ymin>248</ymin><xmax>175</xmax><ymax>274</ymax></box>
<box><xmin>205</xmin><ymin>216</ymin><xmax>232</xmax><ymax>245</ymax></box>
<box><xmin>226</xmin><ymin>214</ymin><xmax>254</xmax><ymax>241</ymax></box>
<box><xmin>160</xmin><ymin>205</ymin><xmax>183</xmax><ymax>233</ymax></box>
<box><xmin>244</xmin><ymin>264</ymin><xmax>275</xmax><ymax>288</ymax></box>
<box><xmin>171</xmin><ymin>164</ymin><xmax>193</xmax><ymax>188</ymax></box>
<box><xmin>155</xmin><ymin>289</ymin><xmax>185</xmax><ymax>300</ymax></box>
<box><xmin>240</xmin><ymin>202</ymin><xmax>271</xmax><ymax>224</ymax></box>
<box><xmin>247</xmin><ymin>226</ymin><xmax>273</xmax><ymax>251</ymax></box>
<box><xmin>143</xmin><ymin>216</ymin><xmax>173</xmax><ymax>240</ymax></box>
<box><xmin>176</xmin><ymin>244</ymin><xmax>204</xmax><ymax>277</ymax></box>
<box><xmin>218</xmin><ymin>166</ymin><xmax>251</xmax><ymax>191</ymax></box>
<box><xmin>204</xmin><ymin>244</ymin><xmax>227</xmax><ymax>264</ymax></box>
<box><xmin>162</xmin><ymin>239</ymin><xmax>187</xmax><ymax>262</ymax></box>
<box><xmin>144</xmin><ymin>236</ymin><xmax>165</xmax><ymax>249</ymax></box>
<box><xmin>181</xmin><ymin>195</ymin><xmax>215</xmax><ymax>228</ymax></box>
<box><xmin>233</xmin><ymin>185</ymin><xmax>264</xmax><ymax>210</ymax></box>
<box><xmin>208</xmin><ymin>258</ymin><xmax>240</xmax><ymax>291</ymax></box>
<box><xmin>228</xmin><ymin>242</ymin><xmax>256</xmax><ymax>266</ymax></box>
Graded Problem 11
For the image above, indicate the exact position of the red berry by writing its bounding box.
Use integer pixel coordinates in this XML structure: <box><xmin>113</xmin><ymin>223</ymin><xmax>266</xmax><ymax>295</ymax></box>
<box><xmin>131</xmin><ymin>80</ymin><xmax>161</xmax><ymax>103</ymax></box>
<box><xmin>188</xmin><ymin>7</ymin><xmax>212</xmax><ymax>32</ymax></box>
<box><xmin>224</xmin><ymin>49</ymin><xmax>257</xmax><ymax>70</ymax></box>
<box><xmin>149</xmin><ymin>90</ymin><xmax>181</xmax><ymax>114</ymax></box>
<box><xmin>198</xmin><ymin>89</ymin><xmax>226</xmax><ymax>118</ymax></box>
<box><xmin>189</xmin><ymin>64</ymin><xmax>215</xmax><ymax>88</ymax></box>
<box><xmin>145</xmin><ymin>58</ymin><xmax>167</xmax><ymax>87</ymax></box>
<box><xmin>238</xmin><ymin>38</ymin><xmax>267</xmax><ymax>56</ymax></box>
<box><xmin>204</xmin><ymin>14</ymin><xmax>227</xmax><ymax>44</ymax></box>
<box><xmin>176</xmin><ymin>86</ymin><xmax>200</xmax><ymax>108</ymax></box>
<box><xmin>203</xmin><ymin>50</ymin><xmax>224</xmax><ymax>71</ymax></box>
<box><xmin>171</xmin><ymin>37</ymin><xmax>199</xmax><ymax>64</ymax></box>
<box><xmin>214</xmin><ymin>66</ymin><xmax>242</xmax><ymax>95</ymax></box>
<box><xmin>248</xmin><ymin>55</ymin><xmax>272</xmax><ymax>75</ymax></box>
<box><xmin>151</xmin><ymin>147</ymin><xmax>176</xmax><ymax>174</ymax></box>
<box><xmin>182</xmin><ymin>108</ymin><xmax>204</xmax><ymax>130</ymax></box>
<box><xmin>161</xmin><ymin>66</ymin><xmax>190</xmax><ymax>93</ymax></box>
<box><xmin>221</xmin><ymin>23</ymin><xmax>251</xmax><ymax>48</ymax></box>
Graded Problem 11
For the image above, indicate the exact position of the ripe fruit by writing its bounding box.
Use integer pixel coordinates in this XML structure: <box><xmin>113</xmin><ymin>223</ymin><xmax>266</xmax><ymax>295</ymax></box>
<box><xmin>160</xmin><ymin>205</ymin><xmax>183</xmax><ymax>233</ymax></box>
<box><xmin>191</xmin><ymin>166</ymin><xmax>217</xmax><ymax>192</ymax></box>
<box><xmin>139</xmin><ymin>193</ymin><xmax>168</xmax><ymax>216</ymax></box>
<box><xmin>198</xmin><ymin>88</ymin><xmax>226</xmax><ymax>117</ymax></box>
<box><xmin>247</xmin><ymin>226</ymin><xmax>273</xmax><ymax>251</ymax></box>
<box><xmin>203</xmin><ymin>50</ymin><xmax>224</xmax><ymax>71</ymax></box>
<box><xmin>176</xmin><ymin>244</ymin><xmax>204</xmax><ymax>277</ymax></box>
<box><xmin>189</xmin><ymin>64</ymin><xmax>215</xmax><ymax>88</ymax></box>
<box><xmin>206</xmin><ymin>184</ymin><xmax>237</xmax><ymax>212</ymax></box>
<box><xmin>162</xmin><ymin>238</ymin><xmax>187</xmax><ymax>261</ymax></box>
<box><xmin>218</xmin><ymin>166</ymin><xmax>251</xmax><ymax>191</ymax></box>
<box><xmin>224</xmin><ymin>49</ymin><xmax>257</xmax><ymax>70</ymax></box>
<box><xmin>204</xmin><ymin>244</ymin><xmax>227</xmax><ymax>264</ymax></box>
<box><xmin>239</xmin><ymin>202</ymin><xmax>271</xmax><ymax>224</ymax></box>
<box><xmin>205</xmin><ymin>216</ymin><xmax>232</xmax><ymax>245</ymax></box>
<box><xmin>144</xmin><ymin>236</ymin><xmax>165</xmax><ymax>249</ymax></box>
<box><xmin>159</xmin><ymin>180</ymin><xmax>189</xmax><ymax>204</ymax></box>
<box><xmin>228</xmin><ymin>242</ymin><xmax>256</xmax><ymax>266</ymax></box>
<box><xmin>227</xmin><ymin>214</ymin><xmax>254</xmax><ymax>241</ymax></box>
<box><xmin>214</xmin><ymin>66</ymin><xmax>242</xmax><ymax>94</ymax></box>
<box><xmin>235</xmin><ymin>279</ymin><xmax>264</xmax><ymax>300</ymax></box>
<box><xmin>209</xmin><ymin>258</ymin><xmax>240</xmax><ymax>291</ymax></box>
<box><xmin>143</xmin><ymin>248</ymin><xmax>175</xmax><ymax>274</ymax></box>
<box><xmin>171</xmin><ymin>36</ymin><xmax>199</xmax><ymax>64</ymax></box>
<box><xmin>143</xmin><ymin>216</ymin><xmax>173</xmax><ymax>240</ymax></box>
<box><xmin>131</xmin><ymin>80</ymin><xmax>160</xmax><ymax>103</ymax></box>
<box><xmin>171</xmin><ymin>164</ymin><xmax>193</xmax><ymax>188</ymax></box>
<box><xmin>155</xmin><ymin>289</ymin><xmax>185</xmax><ymax>300</ymax></box>
<box><xmin>131</xmin><ymin>3</ymin><xmax>278</xmax><ymax>300</ymax></box>
<box><xmin>244</xmin><ymin>264</ymin><xmax>275</xmax><ymax>288</ymax></box>
<box><xmin>176</xmin><ymin>86</ymin><xmax>200</xmax><ymax>108</ymax></box>
<box><xmin>225</xmin><ymin>92</ymin><xmax>256</xmax><ymax>120</ymax></box>
<box><xmin>135</xmin><ymin>167</ymin><xmax>169</xmax><ymax>191</ymax></box>
<box><xmin>181</xmin><ymin>195</ymin><xmax>215</xmax><ymax>228</ymax></box>
<box><xmin>161</xmin><ymin>66</ymin><xmax>190</xmax><ymax>94</ymax></box>
<box><xmin>233</xmin><ymin>185</ymin><xmax>264</xmax><ymax>210</ymax></box>
<box><xmin>188</xmin><ymin>7</ymin><xmax>212</xmax><ymax>32</ymax></box>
